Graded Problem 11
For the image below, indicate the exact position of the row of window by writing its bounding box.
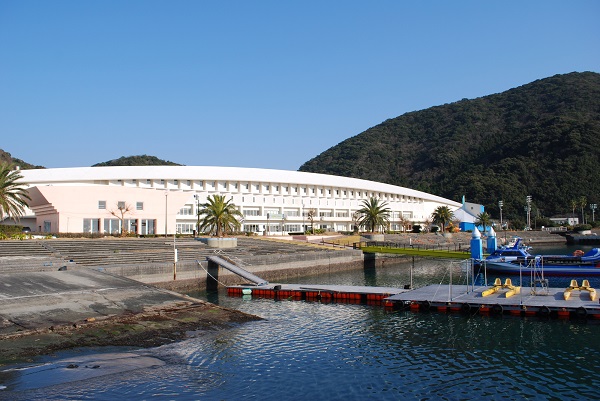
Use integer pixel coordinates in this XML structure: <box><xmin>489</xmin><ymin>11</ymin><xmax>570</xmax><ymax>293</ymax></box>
<box><xmin>111</xmin><ymin>178</ymin><xmax>422</xmax><ymax>203</ymax></box>
<box><xmin>98</xmin><ymin>201</ymin><xmax>144</xmax><ymax>211</ymax></box>
<box><xmin>82</xmin><ymin>218</ymin><xmax>156</xmax><ymax>234</ymax></box>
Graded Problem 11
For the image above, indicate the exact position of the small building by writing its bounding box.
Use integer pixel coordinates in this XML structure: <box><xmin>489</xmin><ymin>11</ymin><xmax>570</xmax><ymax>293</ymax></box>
<box><xmin>549</xmin><ymin>214</ymin><xmax>579</xmax><ymax>226</ymax></box>
<box><xmin>457</xmin><ymin>198</ymin><xmax>485</xmax><ymax>232</ymax></box>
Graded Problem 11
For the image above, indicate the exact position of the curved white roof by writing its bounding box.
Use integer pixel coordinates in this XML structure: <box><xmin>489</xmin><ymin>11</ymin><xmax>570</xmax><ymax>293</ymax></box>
<box><xmin>20</xmin><ymin>166</ymin><xmax>461</xmax><ymax>207</ymax></box>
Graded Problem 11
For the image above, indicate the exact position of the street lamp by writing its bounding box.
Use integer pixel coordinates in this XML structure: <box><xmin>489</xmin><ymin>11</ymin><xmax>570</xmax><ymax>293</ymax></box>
<box><xmin>591</xmin><ymin>204</ymin><xmax>597</xmax><ymax>222</ymax></box>
<box><xmin>194</xmin><ymin>194</ymin><xmax>201</xmax><ymax>237</ymax></box>
<box><xmin>498</xmin><ymin>200</ymin><xmax>503</xmax><ymax>229</ymax></box>
<box><xmin>525</xmin><ymin>195</ymin><xmax>532</xmax><ymax>230</ymax></box>
<box><xmin>164</xmin><ymin>191</ymin><xmax>168</xmax><ymax>238</ymax></box>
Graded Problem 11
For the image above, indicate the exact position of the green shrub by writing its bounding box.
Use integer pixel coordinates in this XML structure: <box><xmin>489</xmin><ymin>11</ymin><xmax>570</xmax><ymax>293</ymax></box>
<box><xmin>574</xmin><ymin>224</ymin><xmax>592</xmax><ymax>232</ymax></box>
<box><xmin>0</xmin><ymin>225</ymin><xmax>23</xmax><ymax>235</ymax></box>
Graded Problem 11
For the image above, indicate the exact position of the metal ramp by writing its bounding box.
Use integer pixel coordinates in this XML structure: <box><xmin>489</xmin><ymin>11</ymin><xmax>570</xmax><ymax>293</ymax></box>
<box><xmin>530</xmin><ymin>256</ymin><xmax>549</xmax><ymax>296</ymax></box>
<box><xmin>206</xmin><ymin>255</ymin><xmax>268</xmax><ymax>286</ymax></box>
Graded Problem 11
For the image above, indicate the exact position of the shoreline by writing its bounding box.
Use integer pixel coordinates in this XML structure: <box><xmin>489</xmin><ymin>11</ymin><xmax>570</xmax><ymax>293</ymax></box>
<box><xmin>0</xmin><ymin>232</ymin><xmax>569</xmax><ymax>366</ymax></box>
<box><xmin>0</xmin><ymin>298</ymin><xmax>260</xmax><ymax>366</ymax></box>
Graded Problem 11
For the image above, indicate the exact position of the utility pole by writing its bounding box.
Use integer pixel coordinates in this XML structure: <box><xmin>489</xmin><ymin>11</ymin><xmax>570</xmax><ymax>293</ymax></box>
<box><xmin>525</xmin><ymin>195</ymin><xmax>531</xmax><ymax>229</ymax></box>
<box><xmin>498</xmin><ymin>200</ymin><xmax>503</xmax><ymax>229</ymax></box>
<box><xmin>591</xmin><ymin>204</ymin><xmax>597</xmax><ymax>223</ymax></box>
<box><xmin>164</xmin><ymin>191</ymin><xmax>168</xmax><ymax>238</ymax></box>
<box><xmin>194</xmin><ymin>194</ymin><xmax>201</xmax><ymax>236</ymax></box>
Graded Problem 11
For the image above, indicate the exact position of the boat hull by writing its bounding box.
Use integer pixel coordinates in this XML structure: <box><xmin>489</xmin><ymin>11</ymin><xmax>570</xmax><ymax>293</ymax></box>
<box><xmin>483</xmin><ymin>261</ymin><xmax>600</xmax><ymax>276</ymax></box>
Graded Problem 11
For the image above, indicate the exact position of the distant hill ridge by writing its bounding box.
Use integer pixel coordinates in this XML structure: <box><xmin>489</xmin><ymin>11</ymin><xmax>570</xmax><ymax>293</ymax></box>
<box><xmin>0</xmin><ymin>149</ymin><xmax>44</xmax><ymax>169</ymax></box>
<box><xmin>92</xmin><ymin>155</ymin><xmax>183</xmax><ymax>167</ymax></box>
<box><xmin>299</xmin><ymin>71</ymin><xmax>600</xmax><ymax>223</ymax></box>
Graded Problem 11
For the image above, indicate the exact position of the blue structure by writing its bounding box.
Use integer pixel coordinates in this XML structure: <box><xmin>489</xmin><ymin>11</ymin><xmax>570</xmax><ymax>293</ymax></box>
<box><xmin>470</xmin><ymin>228</ymin><xmax>483</xmax><ymax>260</ymax></box>
<box><xmin>486</xmin><ymin>227</ymin><xmax>497</xmax><ymax>252</ymax></box>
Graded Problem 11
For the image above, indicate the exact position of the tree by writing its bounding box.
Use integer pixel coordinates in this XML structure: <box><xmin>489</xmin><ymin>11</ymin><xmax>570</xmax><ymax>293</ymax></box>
<box><xmin>578</xmin><ymin>196</ymin><xmax>587</xmax><ymax>224</ymax></box>
<box><xmin>109</xmin><ymin>202</ymin><xmax>133</xmax><ymax>236</ymax></box>
<box><xmin>398</xmin><ymin>214</ymin><xmax>410</xmax><ymax>232</ymax></box>
<box><xmin>352</xmin><ymin>211</ymin><xmax>361</xmax><ymax>234</ymax></box>
<box><xmin>0</xmin><ymin>163</ymin><xmax>31</xmax><ymax>221</ymax></box>
<box><xmin>306</xmin><ymin>208</ymin><xmax>317</xmax><ymax>234</ymax></box>
<box><xmin>475</xmin><ymin>211</ymin><xmax>492</xmax><ymax>235</ymax></box>
<box><xmin>357</xmin><ymin>197</ymin><xmax>391</xmax><ymax>233</ymax></box>
<box><xmin>431</xmin><ymin>206</ymin><xmax>454</xmax><ymax>233</ymax></box>
<box><xmin>198</xmin><ymin>195</ymin><xmax>242</xmax><ymax>236</ymax></box>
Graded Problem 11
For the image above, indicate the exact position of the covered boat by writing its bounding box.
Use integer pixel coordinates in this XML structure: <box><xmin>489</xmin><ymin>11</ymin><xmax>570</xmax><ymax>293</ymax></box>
<box><xmin>482</xmin><ymin>237</ymin><xmax>600</xmax><ymax>276</ymax></box>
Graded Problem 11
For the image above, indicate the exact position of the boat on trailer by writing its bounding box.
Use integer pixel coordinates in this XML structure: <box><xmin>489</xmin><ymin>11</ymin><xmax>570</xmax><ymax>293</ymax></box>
<box><xmin>482</xmin><ymin>237</ymin><xmax>600</xmax><ymax>276</ymax></box>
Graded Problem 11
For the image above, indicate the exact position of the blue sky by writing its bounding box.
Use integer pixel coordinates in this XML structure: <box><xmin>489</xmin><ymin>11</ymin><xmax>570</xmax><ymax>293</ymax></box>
<box><xmin>1</xmin><ymin>1</ymin><xmax>599</xmax><ymax>170</ymax></box>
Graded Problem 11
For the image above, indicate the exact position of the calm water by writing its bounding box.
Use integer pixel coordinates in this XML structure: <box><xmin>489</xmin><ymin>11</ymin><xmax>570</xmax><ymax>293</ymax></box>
<box><xmin>2</xmin><ymin>246</ymin><xmax>600</xmax><ymax>400</ymax></box>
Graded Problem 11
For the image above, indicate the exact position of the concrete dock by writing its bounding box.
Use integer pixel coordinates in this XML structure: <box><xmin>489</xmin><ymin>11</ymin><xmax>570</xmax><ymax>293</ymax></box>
<box><xmin>387</xmin><ymin>284</ymin><xmax>600</xmax><ymax>318</ymax></box>
<box><xmin>0</xmin><ymin>269</ymin><xmax>199</xmax><ymax>335</ymax></box>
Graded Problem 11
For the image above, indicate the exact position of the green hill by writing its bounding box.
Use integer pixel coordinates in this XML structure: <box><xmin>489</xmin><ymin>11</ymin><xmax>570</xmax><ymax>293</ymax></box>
<box><xmin>92</xmin><ymin>155</ymin><xmax>183</xmax><ymax>167</ymax></box>
<box><xmin>299</xmin><ymin>72</ymin><xmax>600</xmax><ymax>224</ymax></box>
<box><xmin>0</xmin><ymin>149</ymin><xmax>45</xmax><ymax>169</ymax></box>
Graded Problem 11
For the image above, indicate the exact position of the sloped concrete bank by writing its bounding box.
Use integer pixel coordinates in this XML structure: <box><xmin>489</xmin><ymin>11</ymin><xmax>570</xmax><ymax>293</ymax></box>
<box><xmin>0</xmin><ymin>269</ymin><xmax>261</xmax><ymax>366</ymax></box>
<box><xmin>99</xmin><ymin>249</ymin><xmax>366</xmax><ymax>292</ymax></box>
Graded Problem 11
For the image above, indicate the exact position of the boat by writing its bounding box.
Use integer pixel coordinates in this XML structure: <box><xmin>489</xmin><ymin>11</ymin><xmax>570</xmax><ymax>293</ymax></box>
<box><xmin>481</xmin><ymin>237</ymin><xmax>600</xmax><ymax>276</ymax></box>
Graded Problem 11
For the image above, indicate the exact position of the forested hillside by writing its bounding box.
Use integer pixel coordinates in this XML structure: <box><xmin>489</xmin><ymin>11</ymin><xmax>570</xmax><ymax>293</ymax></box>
<box><xmin>0</xmin><ymin>149</ymin><xmax>44</xmax><ymax>169</ymax></box>
<box><xmin>92</xmin><ymin>155</ymin><xmax>182</xmax><ymax>167</ymax></box>
<box><xmin>299</xmin><ymin>72</ymin><xmax>600</xmax><ymax>224</ymax></box>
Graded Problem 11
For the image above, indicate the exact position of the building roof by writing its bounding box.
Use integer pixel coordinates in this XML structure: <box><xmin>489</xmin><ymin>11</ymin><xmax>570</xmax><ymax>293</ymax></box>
<box><xmin>20</xmin><ymin>166</ymin><xmax>461</xmax><ymax>207</ymax></box>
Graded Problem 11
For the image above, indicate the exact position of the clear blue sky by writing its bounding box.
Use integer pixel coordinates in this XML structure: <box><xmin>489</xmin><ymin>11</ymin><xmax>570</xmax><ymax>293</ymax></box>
<box><xmin>1</xmin><ymin>1</ymin><xmax>599</xmax><ymax>170</ymax></box>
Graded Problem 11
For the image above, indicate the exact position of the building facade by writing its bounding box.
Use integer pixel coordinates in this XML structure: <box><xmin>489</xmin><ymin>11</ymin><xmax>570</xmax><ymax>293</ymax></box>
<box><xmin>18</xmin><ymin>166</ymin><xmax>462</xmax><ymax>235</ymax></box>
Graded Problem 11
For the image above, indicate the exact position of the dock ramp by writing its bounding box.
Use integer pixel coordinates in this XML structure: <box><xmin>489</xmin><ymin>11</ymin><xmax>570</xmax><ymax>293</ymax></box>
<box><xmin>206</xmin><ymin>255</ymin><xmax>268</xmax><ymax>286</ymax></box>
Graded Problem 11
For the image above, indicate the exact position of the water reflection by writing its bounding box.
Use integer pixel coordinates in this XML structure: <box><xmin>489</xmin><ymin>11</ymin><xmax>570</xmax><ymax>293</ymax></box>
<box><xmin>3</xmin><ymin>256</ymin><xmax>600</xmax><ymax>400</ymax></box>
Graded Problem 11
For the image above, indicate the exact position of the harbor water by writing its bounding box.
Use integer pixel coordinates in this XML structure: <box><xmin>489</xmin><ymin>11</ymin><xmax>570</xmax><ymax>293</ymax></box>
<box><xmin>2</xmin><ymin>247</ymin><xmax>600</xmax><ymax>400</ymax></box>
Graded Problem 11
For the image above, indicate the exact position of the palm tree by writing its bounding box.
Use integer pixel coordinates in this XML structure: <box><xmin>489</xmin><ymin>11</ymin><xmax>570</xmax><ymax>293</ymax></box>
<box><xmin>431</xmin><ymin>206</ymin><xmax>454</xmax><ymax>233</ymax></box>
<box><xmin>0</xmin><ymin>163</ymin><xmax>31</xmax><ymax>221</ymax></box>
<box><xmin>475</xmin><ymin>211</ymin><xmax>492</xmax><ymax>235</ymax></box>
<box><xmin>306</xmin><ymin>208</ymin><xmax>317</xmax><ymax>234</ymax></box>
<box><xmin>578</xmin><ymin>196</ymin><xmax>587</xmax><ymax>225</ymax></box>
<box><xmin>357</xmin><ymin>197</ymin><xmax>391</xmax><ymax>233</ymax></box>
<box><xmin>197</xmin><ymin>195</ymin><xmax>242</xmax><ymax>237</ymax></box>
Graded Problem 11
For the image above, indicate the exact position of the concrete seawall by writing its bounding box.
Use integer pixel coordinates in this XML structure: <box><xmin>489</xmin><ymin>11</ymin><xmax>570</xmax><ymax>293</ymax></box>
<box><xmin>96</xmin><ymin>249</ymin><xmax>365</xmax><ymax>291</ymax></box>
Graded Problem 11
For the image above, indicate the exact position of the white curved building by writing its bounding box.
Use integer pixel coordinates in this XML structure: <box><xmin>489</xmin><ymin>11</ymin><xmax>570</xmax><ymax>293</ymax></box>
<box><xmin>18</xmin><ymin>166</ymin><xmax>461</xmax><ymax>235</ymax></box>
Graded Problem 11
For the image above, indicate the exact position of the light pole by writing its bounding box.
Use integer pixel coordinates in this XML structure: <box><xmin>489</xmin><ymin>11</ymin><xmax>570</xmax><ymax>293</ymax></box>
<box><xmin>194</xmin><ymin>194</ymin><xmax>201</xmax><ymax>237</ymax></box>
<box><xmin>591</xmin><ymin>204</ymin><xmax>597</xmax><ymax>222</ymax></box>
<box><xmin>526</xmin><ymin>195</ymin><xmax>532</xmax><ymax>230</ymax></box>
<box><xmin>173</xmin><ymin>227</ymin><xmax>177</xmax><ymax>280</ymax></box>
<box><xmin>164</xmin><ymin>191</ymin><xmax>168</xmax><ymax>238</ymax></box>
<box><xmin>498</xmin><ymin>200</ymin><xmax>503</xmax><ymax>229</ymax></box>
<box><xmin>301</xmin><ymin>202</ymin><xmax>305</xmax><ymax>233</ymax></box>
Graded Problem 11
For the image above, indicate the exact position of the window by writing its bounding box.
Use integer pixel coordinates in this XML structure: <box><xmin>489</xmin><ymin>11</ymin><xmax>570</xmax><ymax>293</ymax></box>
<box><xmin>176</xmin><ymin>223</ymin><xmax>195</xmax><ymax>234</ymax></box>
<box><xmin>98</xmin><ymin>200</ymin><xmax>106</xmax><ymax>210</ymax></box>
<box><xmin>104</xmin><ymin>219</ymin><xmax>121</xmax><ymax>234</ymax></box>
<box><xmin>136</xmin><ymin>202</ymin><xmax>143</xmax><ymax>211</ymax></box>
<box><xmin>178</xmin><ymin>207</ymin><xmax>193</xmax><ymax>215</ymax></box>
<box><xmin>244</xmin><ymin>224</ymin><xmax>261</xmax><ymax>232</ymax></box>
<box><xmin>243</xmin><ymin>209</ymin><xmax>260</xmax><ymax>216</ymax></box>
<box><xmin>83</xmin><ymin>219</ymin><xmax>100</xmax><ymax>233</ymax></box>
<box><xmin>117</xmin><ymin>201</ymin><xmax>126</xmax><ymax>209</ymax></box>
